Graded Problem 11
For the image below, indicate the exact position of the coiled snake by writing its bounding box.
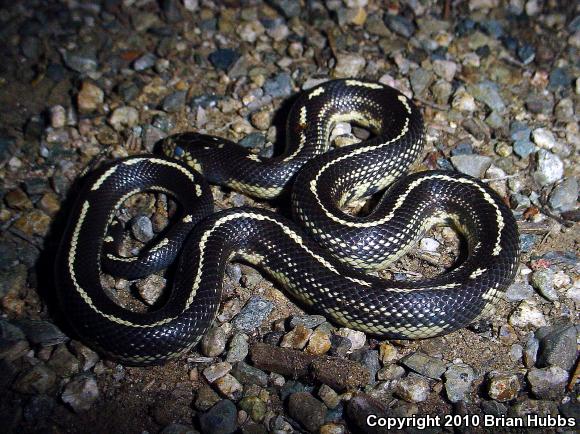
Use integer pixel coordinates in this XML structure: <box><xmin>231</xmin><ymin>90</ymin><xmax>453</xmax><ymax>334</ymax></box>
<box><xmin>56</xmin><ymin>79</ymin><xmax>520</xmax><ymax>365</ymax></box>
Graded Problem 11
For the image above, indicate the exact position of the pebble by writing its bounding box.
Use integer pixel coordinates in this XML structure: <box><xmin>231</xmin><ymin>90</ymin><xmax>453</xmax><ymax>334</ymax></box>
<box><xmin>527</xmin><ymin>367</ymin><xmax>568</xmax><ymax>399</ymax></box>
<box><xmin>377</xmin><ymin>364</ymin><xmax>405</xmax><ymax>381</ymax></box>
<box><xmin>5</xmin><ymin>188</ymin><xmax>33</xmax><ymax>210</ymax></box>
<box><xmin>214</xmin><ymin>373</ymin><xmax>243</xmax><ymax>400</ymax></box>
<box><xmin>109</xmin><ymin>106</ymin><xmax>139</xmax><ymax>131</ymax></box>
<box><xmin>378</xmin><ymin>342</ymin><xmax>398</xmax><ymax>364</ymax></box>
<box><xmin>135</xmin><ymin>274</ymin><xmax>166</xmax><ymax>306</ymax></box>
<box><xmin>504</xmin><ymin>282</ymin><xmax>534</xmax><ymax>302</ymax></box>
<box><xmin>62</xmin><ymin>46</ymin><xmax>98</xmax><ymax>73</ymax></box>
<box><xmin>394</xmin><ymin>375</ymin><xmax>430</xmax><ymax>403</ymax></box>
<box><xmin>231</xmin><ymin>361</ymin><xmax>268</xmax><ymax>387</ymax></box>
<box><xmin>480</xmin><ymin>400</ymin><xmax>507</xmax><ymax>416</ymax></box>
<box><xmin>452</xmin><ymin>87</ymin><xmax>477</xmax><ymax>112</ymax></box>
<box><xmin>444</xmin><ymin>363</ymin><xmax>476</xmax><ymax>403</ymax></box>
<box><xmin>468</xmin><ymin>81</ymin><xmax>505</xmax><ymax>112</ymax></box>
<box><xmin>238</xmin><ymin>396</ymin><xmax>266</xmax><ymax>422</ymax></box>
<box><xmin>549</xmin><ymin>67</ymin><xmax>571</xmax><ymax>89</ymax></box>
<box><xmin>16</xmin><ymin>319</ymin><xmax>68</xmax><ymax>346</ymax></box>
<box><xmin>510</xmin><ymin>344</ymin><xmax>523</xmax><ymax>362</ymax></box>
<box><xmin>290</xmin><ymin>314</ymin><xmax>327</xmax><ymax>329</ymax></box>
<box><xmin>360</xmin><ymin>350</ymin><xmax>380</xmax><ymax>383</ymax></box>
<box><xmin>13</xmin><ymin>364</ymin><xmax>57</xmax><ymax>394</ymax></box>
<box><xmin>432</xmin><ymin>59</ymin><xmax>457</xmax><ymax>81</ymax></box>
<box><xmin>535</xmin><ymin>323</ymin><xmax>578</xmax><ymax>371</ymax></box>
<box><xmin>513</xmin><ymin>140</ymin><xmax>535</xmax><ymax>158</ymax></box>
<box><xmin>201</xmin><ymin>326</ymin><xmax>227</xmax><ymax>357</ymax></box>
<box><xmin>23</xmin><ymin>394</ymin><xmax>56</xmax><ymax>423</ymax></box>
<box><xmin>450</xmin><ymin>154</ymin><xmax>492</xmax><ymax>178</ymax></box>
<box><xmin>199</xmin><ymin>399</ymin><xmax>237</xmax><ymax>434</ymax></box>
<box><xmin>288</xmin><ymin>392</ymin><xmax>327</xmax><ymax>432</ymax></box>
<box><xmin>208</xmin><ymin>49</ymin><xmax>240</xmax><ymax>71</ymax></box>
<box><xmin>133</xmin><ymin>53</ymin><xmax>156</xmax><ymax>71</ymax></box>
<box><xmin>318</xmin><ymin>384</ymin><xmax>340</xmax><ymax>409</ymax></box>
<box><xmin>263</xmin><ymin>73</ymin><xmax>293</xmax><ymax>98</ymax></box>
<box><xmin>130</xmin><ymin>215</ymin><xmax>154</xmax><ymax>242</ymax></box>
<box><xmin>269</xmin><ymin>0</ymin><xmax>301</xmax><ymax>18</ymax></box>
<box><xmin>410</xmin><ymin>68</ymin><xmax>434</xmax><ymax>97</ymax></box>
<box><xmin>335</xmin><ymin>328</ymin><xmax>366</xmax><ymax>351</ymax></box>
<box><xmin>525</xmin><ymin>92</ymin><xmax>554</xmax><ymax>114</ymax></box>
<box><xmin>554</xmin><ymin>98</ymin><xmax>574</xmax><ymax>122</ymax></box>
<box><xmin>203</xmin><ymin>362</ymin><xmax>232</xmax><ymax>383</ymax></box>
<box><xmin>231</xmin><ymin>296</ymin><xmax>274</xmax><ymax>332</ymax></box>
<box><xmin>305</xmin><ymin>329</ymin><xmax>332</xmax><ymax>355</ymax></box>
<box><xmin>487</xmin><ymin>372</ymin><xmax>520</xmax><ymax>401</ymax></box>
<box><xmin>162</xmin><ymin>91</ymin><xmax>187</xmax><ymax>113</ymax></box>
<box><xmin>69</xmin><ymin>341</ymin><xmax>99</xmax><ymax>371</ymax></box>
<box><xmin>281</xmin><ymin>324</ymin><xmax>313</xmax><ymax>350</ymax></box>
<box><xmin>61</xmin><ymin>373</ymin><xmax>99</xmax><ymax>413</ymax></box>
<box><xmin>533</xmin><ymin>150</ymin><xmax>564</xmax><ymax>186</ymax></box>
<box><xmin>509</xmin><ymin>300</ymin><xmax>547</xmax><ymax>328</ymax></box>
<box><xmin>225</xmin><ymin>333</ymin><xmax>249</xmax><ymax>363</ymax></box>
<box><xmin>524</xmin><ymin>334</ymin><xmax>539</xmax><ymax>368</ymax></box>
<box><xmin>431</xmin><ymin>80</ymin><xmax>453</xmax><ymax>104</ymax></box>
<box><xmin>530</xmin><ymin>269</ymin><xmax>558</xmax><ymax>301</ymax></box>
<box><xmin>194</xmin><ymin>385</ymin><xmax>221</xmax><ymax>411</ymax></box>
<box><xmin>531</xmin><ymin>128</ymin><xmax>557</xmax><ymax>150</ymax></box>
<box><xmin>401</xmin><ymin>352</ymin><xmax>447</xmax><ymax>380</ymax></box>
<box><xmin>48</xmin><ymin>344</ymin><xmax>80</xmax><ymax>376</ymax></box>
<box><xmin>549</xmin><ymin>178</ymin><xmax>579</xmax><ymax>212</ymax></box>
<box><xmin>333</xmin><ymin>53</ymin><xmax>366</xmax><ymax>78</ymax></box>
<box><xmin>419</xmin><ymin>237</ymin><xmax>440</xmax><ymax>253</ymax></box>
<box><xmin>384</xmin><ymin>14</ymin><xmax>415</xmax><ymax>38</ymax></box>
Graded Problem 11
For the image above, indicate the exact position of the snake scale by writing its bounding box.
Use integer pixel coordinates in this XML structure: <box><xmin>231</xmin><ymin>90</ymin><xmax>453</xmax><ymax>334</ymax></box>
<box><xmin>56</xmin><ymin>79</ymin><xmax>520</xmax><ymax>365</ymax></box>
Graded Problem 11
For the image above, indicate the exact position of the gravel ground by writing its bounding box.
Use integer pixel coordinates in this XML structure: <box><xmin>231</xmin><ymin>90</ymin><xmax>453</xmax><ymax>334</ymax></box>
<box><xmin>0</xmin><ymin>1</ymin><xmax>579</xmax><ymax>433</ymax></box>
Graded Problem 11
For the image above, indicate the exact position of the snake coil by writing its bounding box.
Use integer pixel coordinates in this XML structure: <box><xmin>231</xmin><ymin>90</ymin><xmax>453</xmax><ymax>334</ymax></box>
<box><xmin>57</xmin><ymin>79</ymin><xmax>520</xmax><ymax>365</ymax></box>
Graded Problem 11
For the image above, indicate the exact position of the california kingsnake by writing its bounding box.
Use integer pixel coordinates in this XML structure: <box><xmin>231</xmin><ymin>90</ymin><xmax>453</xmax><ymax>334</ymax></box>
<box><xmin>56</xmin><ymin>79</ymin><xmax>520</xmax><ymax>365</ymax></box>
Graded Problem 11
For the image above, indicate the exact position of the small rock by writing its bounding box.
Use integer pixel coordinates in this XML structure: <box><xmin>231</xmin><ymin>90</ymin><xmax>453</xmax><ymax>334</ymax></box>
<box><xmin>201</xmin><ymin>327</ymin><xmax>227</xmax><ymax>357</ymax></box>
<box><xmin>517</xmin><ymin>44</ymin><xmax>535</xmax><ymax>64</ymax></box>
<box><xmin>208</xmin><ymin>49</ymin><xmax>240</xmax><ymax>71</ymax></box>
<box><xmin>61</xmin><ymin>373</ymin><xmax>99</xmax><ymax>412</ymax></box>
<box><xmin>280</xmin><ymin>324</ymin><xmax>312</xmax><ymax>350</ymax></box>
<box><xmin>288</xmin><ymin>392</ymin><xmax>327</xmax><ymax>432</ymax></box>
<box><xmin>133</xmin><ymin>53</ymin><xmax>156</xmax><ymax>71</ymax></box>
<box><xmin>333</xmin><ymin>53</ymin><xmax>366</xmax><ymax>78</ymax></box>
<box><xmin>131</xmin><ymin>215</ymin><xmax>154</xmax><ymax>242</ymax></box>
<box><xmin>16</xmin><ymin>320</ymin><xmax>68</xmax><ymax>346</ymax></box>
<box><xmin>336</xmin><ymin>328</ymin><xmax>365</xmax><ymax>351</ymax></box>
<box><xmin>231</xmin><ymin>362</ymin><xmax>268</xmax><ymax>387</ymax></box>
<box><xmin>263</xmin><ymin>73</ymin><xmax>293</xmax><ymax>98</ymax></box>
<box><xmin>533</xmin><ymin>150</ymin><xmax>564</xmax><ymax>186</ymax></box>
<box><xmin>419</xmin><ymin>237</ymin><xmax>440</xmax><ymax>253</ymax></box>
<box><xmin>549</xmin><ymin>178</ymin><xmax>579</xmax><ymax>212</ymax></box>
<box><xmin>290</xmin><ymin>315</ymin><xmax>326</xmax><ymax>329</ymax></box>
<box><xmin>135</xmin><ymin>274</ymin><xmax>166</xmax><ymax>306</ymax></box>
<box><xmin>527</xmin><ymin>366</ymin><xmax>568</xmax><ymax>399</ymax></box>
<box><xmin>530</xmin><ymin>269</ymin><xmax>558</xmax><ymax>301</ymax></box>
<box><xmin>445</xmin><ymin>363</ymin><xmax>476</xmax><ymax>403</ymax></box>
<box><xmin>199</xmin><ymin>399</ymin><xmax>237</xmax><ymax>434</ymax></box>
<box><xmin>378</xmin><ymin>342</ymin><xmax>398</xmax><ymax>363</ymax></box>
<box><xmin>238</xmin><ymin>396</ymin><xmax>266</xmax><ymax>422</ymax></box>
<box><xmin>162</xmin><ymin>91</ymin><xmax>187</xmax><ymax>113</ymax></box>
<box><xmin>69</xmin><ymin>341</ymin><xmax>99</xmax><ymax>371</ymax></box>
<box><xmin>160</xmin><ymin>424</ymin><xmax>199</xmax><ymax>434</ymax></box>
<box><xmin>410</xmin><ymin>68</ymin><xmax>434</xmax><ymax>97</ymax></box>
<box><xmin>318</xmin><ymin>384</ymin><xmax>340</xmax><ymax>409</ymax></box>
<box><xmin>62</xmin><ymin>46</ymin><xmax>98</xmax><ymax>73</ymax></box>
<box><xmin>549</xmin><ymin>67</ymin><xmax>571</xmax><ymax>89</ymax></box>
<box><xmin>452</xmin><ymin>87</ymin><xmax>477</xmax><ymax>112</ymax></box>
<box><xmin>523</xmin><ymin>333</ymin><xmax>540</xmax><ymax>368</ymax></box>
<box><xmin>23</xmin><ymin>394</ymin><xmax>56</xmax><ymax>423</ymax></box>
<box><xmin>554</xmin><ymin>98</ymin><xmax>574</xmax><ymax>122</ymax></box>
<box><xmin>402</xmin><ymin>352</ymin><xmax>447</xmax><ymax>380</ymax></box>
<box><xmin>225</xmin><ymin>333</ymin><xmax>249</xmax><ymax>363</ymax></box>
<box><xmin>505</xmin><ymin>282</ymin><xmax>534</xmax><ymax>302</ymax></box>
<box><xmin>4</xmin><ymin>188</ymin><xmax>33</xmax><ymax>210</ymax></box>
<box><xmin>305</xmin><ymin>329</ymin><xmax>332</xmax><ymax>356</ymax></box>
<box><xmin>194</xmin><ymin>385</ymin><xmax>221</xmax><ymax>411</ymax></box>
<box><xmin>532</xmin><ymin>128</ymin><xmax>558</xmax><ymax>150</ymax></box>
<box><xmin>487</xmin><ymin>373</ymin><xmax>520</xmax><ymax>401</ymax></box>
<box><xmin>525</xmin><ymin>92</ymin><xmax>554</xmax><ymax>114</ymax></box>
<box><xmin>509</xmin><ymin>300</ymin><xmax>547</xmax><ymax>328</ymax></box>
<box><xmin>232</xmin><ymin>297</ymin><xmax>274</xmax><ymax>332</ymax></box>
<box><xmin>510</xmin><ymin>344</ymin><xmax>523</xmax><ymax>362</ymax></box>
<box><xmin>394</xmin><ymin>375</ymin><xmax>430</xmax><ymax>403</ymax></box>
<box><xmin>203</xmin><ymin>362</ymin><xmax>232</xmax><ymax>383</ymax></box>
<box><xmin>360</xmin><ymin>350</ymin><xmax>380</xmax><ymax>383</ymax></box>
<box><xmin>377</xmin><ymin>364</ymin><xmax>405</xmax><ymax>381</ymax></box>
<box><xmin>13</xmin><ymin>364</ymin><xmax>57</xmax><ymax>394</ymax></box>
<box><xmin>513</xmin><ymin>140</ymin><xmax>535</xmax><ymax>158</ymax></box>
<box><xmin>384</xmin><ymin>14</ymin><xmax>415</xmax><ymax>38</ymax></box>
<box><xmin>450</xmin><ymin>154</ymin><xmax>492</xmax><ymax>178</ymax></box>
<box><xmin>47</xmin><ymin>344</ymin><xmax>80</xmax><ymax>377</ymax></box>
<box><xmin>510</xmin><ymin>121</ymin><xmax>531</xmax><ymax>142</ymax></box>
<box><xmin>468</xmin><ymin>81</ymin><xmax>505</xmax><ymax>112</ymax></box>
<box><xmin>481</xmin><ymin>400</ymin><xmax>507</xmax><ymax>416</ymax></box>
<box><xmin>535</xmin><ymin>323</ymin><xmax>578</xmax><ymax>371</ymax></box>
<box><xmin>214</xmin><ymin>374</ymin><xmax>243</xmax><ymax>399</ymax></box>
<box><xmin>432</xmin><ymin>59</ymin><xmax>457</xmax><ymax>82</ymax></box>
<box><xmin>109</xmin><ymin>106</ymin><xmax>139</xmax><ymax>131</ymax></box>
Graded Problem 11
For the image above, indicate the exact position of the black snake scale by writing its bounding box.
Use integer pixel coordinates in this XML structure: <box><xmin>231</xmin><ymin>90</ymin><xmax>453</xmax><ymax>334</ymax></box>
<box><xmin>56</xmin><ymin>79</ymin><xmax>520</xmax><ymax>365</ymax></box>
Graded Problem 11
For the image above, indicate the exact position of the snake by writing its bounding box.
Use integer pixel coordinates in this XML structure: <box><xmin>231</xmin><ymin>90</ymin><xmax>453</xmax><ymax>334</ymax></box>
<box><xmin>56</xmin><ymin>79</ymin><xmax>520</xmax><ymax>365</ymax></box>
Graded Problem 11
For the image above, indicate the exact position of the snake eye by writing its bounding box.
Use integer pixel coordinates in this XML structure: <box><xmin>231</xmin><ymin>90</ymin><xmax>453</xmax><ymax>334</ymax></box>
<box><xmin>174</xmin><ymin>146</ymin><xmax>184</xmax><ymax>157</ymax></box>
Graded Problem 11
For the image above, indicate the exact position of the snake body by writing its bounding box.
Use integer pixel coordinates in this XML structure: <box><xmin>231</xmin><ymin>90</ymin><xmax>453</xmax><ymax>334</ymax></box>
<box><xmin>56</xmin><ymin>79</ymin><xmax>520</xmax><ymax>365</ymax></box>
